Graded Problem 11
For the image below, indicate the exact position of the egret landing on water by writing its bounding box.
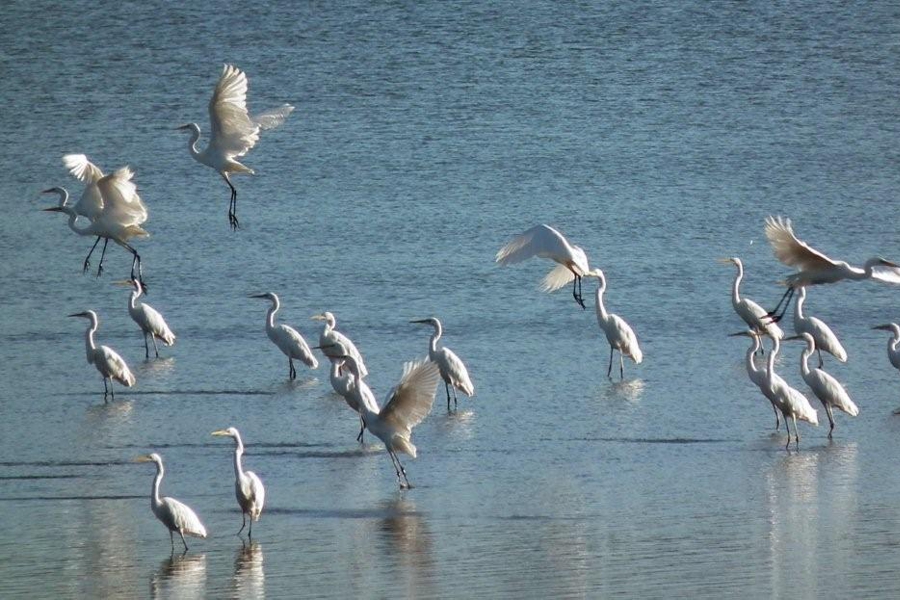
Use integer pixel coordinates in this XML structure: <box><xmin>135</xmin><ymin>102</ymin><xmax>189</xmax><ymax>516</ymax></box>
<box><xmin>764</xmin><ymin>215</ymin><xmax>900</xmax><ymax>322</ymax></box>
<box><xmin>135</xmin><ymin>453</ymin><xmax>207</xmax><ymax>551</ymax></box>
<box><xmin>178</xmin><ymin>64</ymin><xmax>294</xmax><ymax>230</ymax></box>
<box><xmin>411</xmin><ymin>317</ymin><xmax>474</xmax><ymax>412</ymax></box>
<box><xmin>118</xmin><ymin>279</ymin><xmax>175</xmax><ymax>358</ymax></box>
<box><xmin>495</xmin><ymin>224</ymin><xmax>592</xmax><ymax>309</ymax></box>
<box><xmin>250</xmin><ymin>292</ymin><xmax>318</xmax><ymax>380</ymax></box>
<box><xmin>718</xmin><ymin>257</ymin><xmax>783</xmax><ymax>344</ymax></box>
<box><xmin>588</xmin><ymin>269</ymin><xmax>642</xmax><ymax>379</ymax></box>
<box><xmin>792</xmin><ymin>287</ymin><xmax>847</xmax><ymax>367</ymax></box>
<box><xmin>69</xmin><ymin>310</ymin><xmax>135</xmax><ymax>400</ymax></box>
<box><xmin>212</xmin><ymin>427</ymin><xmax>265</xmax><ymax>538</ymax></box>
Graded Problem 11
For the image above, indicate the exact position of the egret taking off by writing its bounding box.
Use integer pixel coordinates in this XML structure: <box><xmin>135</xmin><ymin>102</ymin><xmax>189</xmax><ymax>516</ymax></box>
<box><xmin>341</xmin><ymin>355</ymin><xmax>440</xmax><ymax>489</ymax></box>
<box><xmin>135</xmin><ymin>453</ymin><xmax>207</xmax><ymax>551</ymax></box>
<box><xmin>764</xmin><ymin>215</ymin><xmax>900</xmax><ymax>321</ymax></box>
<box><xmin>178</xmin><ymin>64</ymin><xmax>295</xmax><ymax>230</ymax></box>
<box><xmin>212</xmin><ymin>427</ymin><xmax>265</xmax><ymax>538</ymax></box>
<box><xmin>588</xmin><ymin>269</ymin><xmax>642</xmax><ymax>379</ymax></box>
<box><xmin>69</xmin><ymin>310</ymin><xmax>135</xmax><ymax>400</ymax></box>
<box><xmin>411</xmin><ymin>317</ymin><xmax>475</xmax><ymax>411</ymax></box>
<box><xmin>250</xmin><ymin>293</ymin><xmax>318</xmax><ymax>379</ymax></box>
<box><xmin>728</xmin><ymin>330</ymin><xmax>781</xmax><ymax>430</ymax></box>
<box><xmin>123</xmin><ymin>279</ymin><xmax>175</xmax><ymax>358</ymax></box>
<box><xmin>792</xmin><ymin>286</ymin><xmax>847</xmax><ymax>367</ymax></box>
<box><xmin>311</xmin><ymin>312</ymin><xmax>368</xmax><ymax>378</ymax></box>
<box><xmin>495</xmin><ymin>224</ymin><xmax>592</xmax><ymax>309</ymax></box>
<box><xmin>719</xmin><ymin>257</ymin><xmax>783</xmax><ymax>343</ymax></box>
<box><xmin>785</xmin><ymin>333</ymin><xmax>858</xmax><ymax>437</ymax></box>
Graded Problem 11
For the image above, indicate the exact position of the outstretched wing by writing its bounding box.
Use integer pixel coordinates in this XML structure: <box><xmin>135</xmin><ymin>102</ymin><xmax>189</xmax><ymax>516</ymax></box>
<box><xmin>871</xmin><ymin>264</ymin><xmax>900</xmax><ymax>284</ymax></box>
<box><xmin>208</xmin><ymin>64</ymin><xmax>260</xmax><ymax>158</ymax></box>
<box><xmin>495</xmin><ymin>224</ymin><xmax>572</xmax><ymax>265</ymax></box>
<box><xmin>379</xmin><ymin>359</ymin><xmax>441</xmax><ymax>434</ymax></box>
<box><xmin>97</xmin><ymin>166</ymin><xmax>148</xmax><ymax>227</ymax></box>
<box><xmin>63</xmin><ymin>154</ymin><xmax>104</xmax><ymax>183</ymax></box>
<box><xmin>253</xmin><ymin>104</ymin><xmax>295</xmax><ymax>130</ymax></box>
<box><xmin>764</xmin><ymin>216</ymin><xmax>838</xmax><ymax>272</ymax></box>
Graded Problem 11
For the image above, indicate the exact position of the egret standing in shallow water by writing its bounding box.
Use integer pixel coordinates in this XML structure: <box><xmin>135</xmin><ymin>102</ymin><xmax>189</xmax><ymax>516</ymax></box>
<box><xmin>588</xmin><ymin>269</ymin><xmax>642</xmax><ymax>379</ymax></box>
<box><xmin>136</xmin><ymin>453</ymin><xmax>207</xmax><ymax>551</ymax></box>
<box><xmin>792</xmin><ymin>286</ymin><xmax>847</xmax><ymax>367</ymax></box>
<box><xmin>212</xmin><ymin>427</ymin><xmax>265</xmax><ymax>538</ymax></box>
<box><xmin>411</xmin><ymin>317</ymin><xmax>474</xmax><ymax>411</ymax></box>
<box><xmin>123</xmin><ymin>279</ymin><xmax>175</xmax><ymax>358</ymax></box>
<box><xmin>69</xmin><ymin>310</ymin><xmax>135</xmax><ymax>400</ymax></box>
<box><xmin>761</xmin><ymin>336</ymin><xmax>819</xmax><ymax>449</ymax></box>
<box><xmin>178</xmin><ymin>64</ymin><xmax>294</xmax><ymax>230</ymax></box>
<box><xmin>729</xmin><ymin>330</ymin><xmax>782</xmax><ymax>430</ymax></box>
<box><xmin>495</xmin><ymin>224</ymin><xmax>592</xmax><ymax>309</ymax></box>
<box><xmin>311</xmin><ymin>312</ymin><xmax>368</xmax><ymax>378</ymax></box>
<box><xmin>323</xmin><ymin>356</ymin><xmax>375</xmax><ymax>442</ymax></box>
<box><xmin>764</xmin><ymin>215</ymin><xmax>900</xmax><ymax>321</ymax></box>
<box><xmin>873</xmin><ymin>324</ymin><xmax>900</xmax><ymax>411</ymax></box>
<box><xmin>719</xmin><ymin>257</ymin><xmax>783</xmax><ymax>343</ymax></box>
<box><xmin>250</xmin><ymin>292</ymin><xmax>318</xmax><ymax>380</ymax></box>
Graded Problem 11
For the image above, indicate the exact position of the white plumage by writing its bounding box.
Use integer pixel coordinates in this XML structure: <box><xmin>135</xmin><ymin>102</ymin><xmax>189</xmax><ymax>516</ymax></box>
<box><xmin>126</xmin><ymin>279</ymin><xmax>175</xmax><ymax>358</ymax></box>
<box><xmin>68</xmin><ymin>310</ymin><xmax>135</xmax><ymax>400</ymax></box>
<box><xmin>411</xmin><ymin>317</ymin><xmax>474</xmax><ymax>411</ymax></box>
<box><xmin>719</xmin><ymin>257</ymin><xmax>783</xmax><ymax>341</ymax></box>
<box><xmin>729</xmin><ymin>331</ymin><xmax>782</xmax><ymax>430</ymax></box>
<box><xmin>761</xmin><ymin>337</ymin><xmax>818</xmax><ymax>449</ymax></box>
<box><xmin>792</xmin><ymin>286</ymin><xmax>847</xmax><ymax>366</ymax></box>
<box><xmin>790</xmin><ymin>333</ymin><xmax>858</xmax><ymax>437</ymax></box>
<box><xmin>251</xmin><ymin>292</ymin><xmax>318</xmax><ymax>379</ymax></box>
<box><xmin>872</xmin><ymin>323</ymin><xmax>900</xmax><ymax>372</ymax></box>
<box><xmin>136</xmin><ymin>453</ymin><xmax>207</xmax><ymax>551</ymax></box>
<box><xmin>328</xmin><ymin>357</ymin><xmax>378</xmax><ymax>442</ymax></box>
<box><xmin>495</xmin><ymin>224</ymin><xmax>592</xmax><ymax>309</ymax></box>
<box><xmin>178</xmin><ymin>64</ymin><xmax>294</xmax><ymax>230</ymax></box>
<box><xmin>212</xmin><ymin>427</ymin><xmax>266</xmax><ymax>538</ymax></box>
<box><xmin>312</xmin><ymin>311</ymin><xmax>368</xmax><ymax>378</ymax></box>
<box><xmin>588</xmin><ymin>269</ymin><xmax>642</xmax><ymax>379</ymax></box>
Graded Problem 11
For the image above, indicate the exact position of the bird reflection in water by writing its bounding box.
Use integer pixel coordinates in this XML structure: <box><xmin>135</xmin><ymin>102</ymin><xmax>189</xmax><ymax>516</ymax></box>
<box><xmin>150</xmin><ymin>552</ymin><xmax>207</xmax><ymax>600</ymax></box>
<box><xmin>232</xmin><ymin>541</ymin><xmax>265</xmax><ymax>599</ymax></box>
<box><xmin>137</xmin><ymin>356</ymin><xmax>176</xmax><ymax>374</ymax></box>
<box><xmin>377</xmin><ymin>498</ymin><xmax>435</xmax><ymax>595</ymax></box>
<box><xmin>601</xmin><ymin>379</ymin><xmax>645</xmax><ymax>403</ymax></box>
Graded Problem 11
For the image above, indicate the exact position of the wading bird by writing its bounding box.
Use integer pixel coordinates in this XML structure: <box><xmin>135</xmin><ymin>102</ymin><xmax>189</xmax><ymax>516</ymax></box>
<box><xmin>588</xmin><ymin>269</ymin><xmax>642</xmax><ymax>379</ymax></box>
<box><xmin>135</xmin><ymin>453</ymin><xmax>207</xmax><ymax>551</ymax></box>
<box><xmin>124</xmin><ymin>279</ymin><xmax>175</xmax><ymax>358</ymax></box>
<box><xmin>324</xmin><ymin>356</ymin><xmax>374</xmax><ymax>442</ymax></box>
<box><xmin>719</xmin><ymin>257</ymin><xmax>783</xmax><ymax>343</ymax></box>
<box><xmin>785</xmin><ymin>333</ymin><xmax>858</xmax><ymax>437</ymax></box>
<box><xmin>761</xmin><ymin>336</ymin><xmax>819</xmax><ymax>449</ymax></box>
<box><xmin>69</xmin><ymin>310</ymin><xmax>135</xmax><ymax>400</ymax></box>
<box><xmin>311</xmin><ymin>312</ymin><xmax>367</xmax><ymax>378</ymax></box>
<box><xmin>250</xmin><ymin>293</ymin><xmax>318</xmax><ymax>379</ymax></box>
<box><xmin>728</xmin><ymin>330</ymin><xmax>781</xmax><ymax>430</ymax></box>
<box><xmin>341</xmin><ymin>355</ymin><xmax>440</xmax><ymax>488</ymax></box>
<box><xmin>764</xmin><ymin>215</ymin><xmax>900</xmax><ymax>321</ymax></box>
<box><xmin>792</xmin><ymin>286</ymin><xmax>847</xmax><ymax>367</ymax></box>
<box><xmin>178</xmin><ymin>64</ymin><xmax>294</xmax><ymax>230</ymax></box>
<box><xmin>411</xmin><ymin>317</ymin><xmax>474</xmax><ymax>411</ymax></box>
<box><xmin>872</xmin><ymin>323</ymin><xmax>900</xmax><ymax>376</ymax></box>
<box><xmin>495</xmin><ymin>224</ymin><xmax>592</xmax><ymax>309</ymax></box>
<box><xmin>212</xmin><ymin>427</ymin><xmax>265</xmax><ymax>538</ymax></box>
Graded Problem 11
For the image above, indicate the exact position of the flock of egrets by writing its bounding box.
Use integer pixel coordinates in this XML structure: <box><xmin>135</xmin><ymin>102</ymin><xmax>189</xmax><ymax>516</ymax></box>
<box><xmin>37</xmin><ymin>64</ymin><xmax>900</xmax><ymax>551</ymax></box>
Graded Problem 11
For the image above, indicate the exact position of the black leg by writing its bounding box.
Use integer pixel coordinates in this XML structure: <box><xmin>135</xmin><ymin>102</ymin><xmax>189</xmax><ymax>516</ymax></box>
<box><xmin>445</xmin><ymin>381</ymin><xmax>451</xmax><ymax>412</ymax></box>
<box><xmin>151</xmin><ymin>334</ymin><xmax>160</xmax><ymax>358</ymax></box>
<box><xmin>96</xmin><ymin>238</ymin><xmax>110</xmax><ymax>277</ymax></box>
<box><xmin>170</xmin><ymin>530</ymin><xmax>175</xmax><ymax>551</ymax></box>
<box><xmin>619</xmin><ymin>353</ymin><xmax>625</xmax><ymax>379</ymax></box>
<box><xmin>572</xmin><ymin>275</ymin><xmax>586</xmax><ymax>309</ymax></box>
<box><xmin>238</xmin><ymin>513</ymin><xmax>246</xmax><ymax>536</ymax></box>
<box><xmin>607</xmin><ymin>346</ymin><xmax>614</xmax><ymax>379</ymax></box>
<box><xmin>223</xmin><ymin>175</ymin><xmax>240</xmax><ymax>230</ymax></box>
<box><xmin>357</xmin><ymin>416</ymin><xmax>365</xmax><ymax>442</ymax></box>
<box><xmin>766</xmin><ymin>287</ymin><xmax>795</xmax><ymax>323</ymax></box>
<box><xmin>248</xmin><ymin>518</ymin><xmax>253</xmax><ymax>539</ymax></box>
<box><xmin>180</xmin><ymin>530</ymin><xmax>189</xmax><ymax>551</ymax></box>
<box><xmin>83</xmin><ymin>236</ymin><xmax>102</xmax><ymax>274</ymax></box>
<box><xmin>144</xmin><ymin>332</ymin><xmax>150</xmax><ymax>359</ymax></box>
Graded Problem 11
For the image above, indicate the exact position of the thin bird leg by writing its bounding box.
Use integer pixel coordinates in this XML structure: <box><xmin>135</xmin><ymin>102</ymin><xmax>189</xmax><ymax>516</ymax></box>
<box><xmin>238</xmin><ymin>513</ymin><xmax>246</xmax><ymax>536</ymax></box>
<box><xmin>83</xmin><ymin>236</ymin><xmax>102</xmax><ymax>274</ymax></box>
<box><xmin>607</xmin><ymin>347</ymin><xmax>614</xmax><ymax>379</ymax></box>
<box><xmin>572</xmin><ymin>275</ymin><xmax>586</xmax><ymax>309</ymax></box>
<box><xmin>151</xmin><ymin>334</ymin><xmax>160</xmax><ymax>358</ymax></box>
<box><xmin>772</xmin><ymin>402</ymin><xmax>781</xmax><ymax>431</ymax></box>
<box><xmin>222</xmin><ymin>174</ymin><xmax>240</xmax><ymax>230</ymax></box>
<box><xmin>445</xmin><ymin>381</ymin><xmax>452</xmax><ymax>412</ymax></box>
<box><xmin>248</xmin><ymin>518</ymin><xmax>253</xmax><ymax>539</ymax></box>
<box><xmin>388</xmin><ymin>451</ymin><xmax>403</xmax><ymax>487</ymax></box>
<box><xmin>289</xmin><ymin>358</ymin><xmax>296</xmax><ymax>380</ymax></box>
<box><xmin>619</xmin><ymin>353</ymin><xmax>625</xmax><ymax>380</ymax></box>
<box><xmin>109</xmin><ymin>379</ymin><xmax>115</xmax><ymax>401</ymax></box>
<box><xmin>356</xmin><ymin>416</ymin><xmax>365</xmax><ymax>442</ymax></box>
<box><xmin>817</xmin><ymin>348</ymin><xmax>824</xmax><ymax>369</ymax></box>
<box><xmin>826</xmin><ymin>405</ymin><xmax>835</xmax><ymax>439</ymax></box>
<box><xmin>395</xmin><ymin>452</ymin><xmax>412</xmax><ymax>489</ymax></box>
<box><xmin>179</xmin><ymin>530</ymin><xmax>189</xmax><ymax>552</ymax></box>
<box><xmin>103</xmin><ymin>378</ymin><xmax>109</xmax><ymax>401</ymax></box>
<box><xmin>452</xmin><ymin>385</ymin><xmax>459</xmax><ymax>409</ymax></box>
<box><xmin>766</xmin><ymin>287</ymin><xmax>795</xmax><ymax>323</ymax></box>
<box><xmin>95</xmin><ymin>238</ymin><xmax>110</xmax><ymax>277</ymax></box>
<box><xmin>793</xmin><ymin>415</ymin><xmax>800</xmax><ymax>449</ymax></box>
<box><xmin>143</xmin><ymin>332</ymin><xmax>150</xmax><ymax>359</ymax></box>
<box><xmin>121</xmin><ymin>243</ymin><xmax>143</xmax><ymax>287</ymax></box>
<box><xmin>783</xmin><ymin>415</ymin><xmax>792</xmax><ymax>450</ymax></box>
<box><xmin>170</xmin><ymin>530</ymin><xmax>175</xmax><ymax>551</ymax></box>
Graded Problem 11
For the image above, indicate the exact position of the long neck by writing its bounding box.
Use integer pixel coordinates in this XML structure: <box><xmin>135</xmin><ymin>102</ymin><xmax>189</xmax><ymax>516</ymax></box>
<box><xmin>429</xmin><ymin>323</ymin><xmax>442</xmax><ymax>356</ymax></box>
<box><xmin>794</xmin><ymin>289</ymin><xmax>806</xmax><ymax>325</ymax></box>
<box><xmin>799</xmin><ymin>341</ymin><xmax>813</xmax><ymax>377</ymax></box>
<box><xmin>64</xmin><ymin>207</ymin><xmax>92</xmax><ymax>236</ymax></box>
<box><xmin>266</xmin><ymin>299</ymin><xmax>279</xmax><ymax>331</ymax></box>
<box><xmin>731</xmin><ymin>263</ymin><xmax>743</xmax><ymax>305</ymax></box>
<box><xmin>232</xmin><ymin>436</ymin><xmax>245</xmax><ymax>480</ymax></box>
<box><xmin>766</xmin><ymin>338</ymin><xmax>779</xmax><ymax>378</ymax></box>
<box><xmin>151</xmin><ymin>462</ymin><xmax>163</xmax><ymax>507</ymax></box>
<box><xmin>595</xmin><ymin>276</ymin><xmax>609</xmax><ymax>322</ymax></box>
<box><xmin>84</xmin><ymin>318</ymin><xmax>98</xmax><ymax>364</ymax></box>
<box><xmin>745</xmin><ymin>338</ymin><xmax>760</xmax><ymax>375</ymax></box>
<box><xmin>186</xmin><ymin>123</ymin><xmax>203</xmax><ymax>160</ymax></box>
<box><xmin>129</xmin><ymin>286</ymin><xmax>141</xmax><ymax>311</ymax></box>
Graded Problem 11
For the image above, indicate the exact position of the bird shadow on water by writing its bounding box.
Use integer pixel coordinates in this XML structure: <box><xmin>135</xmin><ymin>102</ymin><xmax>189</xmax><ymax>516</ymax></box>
<box><xmin>149</xmin><ymin>552</ymin><xmax>207</xmax><ymax>599</ymax></box>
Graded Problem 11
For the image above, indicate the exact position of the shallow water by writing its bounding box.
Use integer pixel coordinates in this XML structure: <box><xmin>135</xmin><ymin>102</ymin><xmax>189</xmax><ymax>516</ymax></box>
<box><xmin>3</xmin><ymin>1</ymin><xmax>900</xmax><ymax>597</ymax></box>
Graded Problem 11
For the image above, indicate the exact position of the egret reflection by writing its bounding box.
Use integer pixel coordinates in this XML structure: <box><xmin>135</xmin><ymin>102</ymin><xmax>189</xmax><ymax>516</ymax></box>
<box><xmin>377</xmin><ymin>497</ymin><xmax>435</xmax><ymax>592</ymax></box>
<box><xmin>231</xmin><ymin>541</ymin><xmax>265</xmax><ymax>599</ymax></box>
<box><xmin>602</xmin><ymin>379</ymin><xmax>645</xmax><ymax>402</ymax></box>
<box><xmin>150</xmin><ymin>552</ymin><xmax>207</xmax><ymax>600</ymax></box>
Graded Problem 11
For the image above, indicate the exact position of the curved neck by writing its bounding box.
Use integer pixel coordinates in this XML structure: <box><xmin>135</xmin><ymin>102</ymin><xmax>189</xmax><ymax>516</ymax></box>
<box><xmin>232</xmin><ymin>436</ymin><xmax>245</xmax><ymax>480</ymax></box>
<box><xmin>151</xmin><ymin>461</ymin><xmax>164</xmax><ymax>507</ymax></box>
<box><xmin>766</xmin><ymin>338</ymin><xmax>779</xmax><ymax>377</ymax></box>
<box><xmin>429</xmin><ymin>322</ymin><xmax>442</xmax><ymax>356</ymax></box>
<box><xmin>266</xmin><ymin>299</ymin><xmax>280</xmax><ymax>331</ymax></box>
<box><xmin>799</xmin><ymin>341</ymin><xmax>813</xmax><ymax>377</ymax></box>
<box><xmin>594</xmin><ymin>277</ymin><xmax>609</xmax><ymax>322</ymax></box>
<box><xmin>64</xmin><ymin>207</ymin><xmax>92</xmax><ymax>237</ymax></box>
<box><xmin>84</xmin><ymin>317</ymin><xmax>98</xmax><ymax>363</ymax></box>
<box><xmin>186</xmin><ymin>123</ymin><xmax>202</xmax><ymax>159</ymax></box>
<box><xmin>794</xmin><ymin>289</ymin><xmax>806</xmax><ymax>322</ymax></box>
<box><xmin>745</xmin><ymin>337</ymin><xmax>760</xmax><ymax>374</ymax></box>
<box><xmin>731</xmin><ymin>263</ymin><xmax>743</xmax><ymax>305</ymax></box>
<box><xmin>129</xmin><ymin>286</ymin><xmax>141</xmax><ymax>310</ymax></box>
<box><xmin>891</xmin><ymin>325</ymin><xmax>900</xmax><ymax>350</ymax></box>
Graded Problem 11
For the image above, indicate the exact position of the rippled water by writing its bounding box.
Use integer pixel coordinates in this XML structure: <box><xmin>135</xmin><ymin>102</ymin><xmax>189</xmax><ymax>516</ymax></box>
<box><xmin>3</xmin><ymin>1</ymin><xmax>900</xmax><ymax>597</ymax></box>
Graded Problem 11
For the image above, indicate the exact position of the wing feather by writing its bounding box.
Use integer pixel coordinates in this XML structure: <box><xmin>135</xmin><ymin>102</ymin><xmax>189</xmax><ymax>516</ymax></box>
<box><xmin>63</xmin><ymin>154</ymin><xmax>104</xmax><ymax>183</ymax></box>
<box><xmin>495</xmin><ymin>224</ymin><xmax>571</xmax><ymax>265</ymax></box>
<box><xmin>208</xmin><ymin>64</ymin><xmax>260</xmax><ymax>158</ymax></box>
<box><xmin>97</xmin><ymin>166</ymin><xmax>148</xmax><ymax>226</ymax></box>
<box><xmin>764</xmin><ymin>216</ymin><xmax>838</xmax><ymax>272</ymax></box>
<box><xmin>163</xmin><ymin>497</ymin><xmax>207</xmax><ymax>538</ymax></box>
<box><xmin>253</xmin><ymin>104</ymin><xmax>295</xmax><ymax>130</ymax></box>
<box><xmin>379</xmin><ymin>359</ymin><xmax>441</xmax><ymax>433</ymax></box>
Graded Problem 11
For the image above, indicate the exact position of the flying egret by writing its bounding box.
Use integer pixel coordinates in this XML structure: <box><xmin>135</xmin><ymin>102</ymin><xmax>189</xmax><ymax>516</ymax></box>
<box><xmin>719</xmin><ymin>257</ymin><xmax>783</xmax><ymax>343</ymax></box>
<box><xmin>587</xmin><ymin>269</ymin><xmax>642</xmax><ymax>379</ymax></box>
<box><xmin>762</xmin><ymin>336</ymin><xmax>819</xmax><ymax>449</ymax></box>
<box><xmin>311</xmin><ymin>312</ymin><xmax>368</xmax><ymax>378</ymax></box>
<box><xmin>178</xmin><ymin>64</ymin><xmax>295</xmax><ymax>230</ymax></box>
<box><xmin>764</xmin><ymin>215</ymin><xmax>900</xmax><ymax>321</ymax></box>
<box><xmin>123</xmin><ymin>279</ymin><xmax>175</xmax><ymax>358</ymax></box>
<box><xmin>728</xmin><ymin>330</ymin><xmax>782</xmax><ymax>430</ymax></box>
<box><xmin>212</xmin><ymin>427</ymin><xmax>265</xmax><ymax>538</ymax></box>
<box><xmin>341</xmin><ymin>354</ymin><xmax>440</xmax><ymax>489</ymax></box>
<box><xmin>135</xmin><ymin>453</ymin><xmax>207</xmax><ymax>551</ymax></box>
<box><xmin>792</xmin><ymin>286</ymin><xmax>847</xmax><ymax>367</ymax></box>
<box><xmin>68</xmin><ymin>310</ymin><xmax>135</xmax><ymax>400</ymax></box>
<box><xmin>495</xmin><ymin>224</ymin><xmax>592</xmax><ymax>309</ymax></box>
<box><xmin>42</xmin><ymin>182</ymin><xmax>149</xmax><ymax>286</ymax></box>
<box><xmin>411</xmin><ymin>317</ymin><xmax>474</xmax><ymax>411</ymax></box>
<box><xmin>324</xmin><ymin>356</ymin><xmax>373</xmax><ymax>442</ymax></box>
<box><xmin>250</xmin><ymin>292</ymin><xmax>318</xmax><ymax>379</ymax></box>
<box><xmin>785</xmin><ymin>333</ymin><xmax>858</xmax><ymax>437</ymax></box>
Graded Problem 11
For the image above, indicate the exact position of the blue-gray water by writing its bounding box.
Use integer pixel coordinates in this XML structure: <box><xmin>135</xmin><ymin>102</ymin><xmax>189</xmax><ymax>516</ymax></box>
<box><xmin>3</xmin><ymin>1</ymin><xmax>900</xmax><ymax>597</ymax></box>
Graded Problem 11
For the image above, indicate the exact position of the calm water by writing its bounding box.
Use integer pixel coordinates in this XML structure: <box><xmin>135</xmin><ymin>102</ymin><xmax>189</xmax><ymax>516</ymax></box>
<box><xmin>3</xmin><ymin>1</ymin><xmax>900</xmax><ymax>597</ymax></box>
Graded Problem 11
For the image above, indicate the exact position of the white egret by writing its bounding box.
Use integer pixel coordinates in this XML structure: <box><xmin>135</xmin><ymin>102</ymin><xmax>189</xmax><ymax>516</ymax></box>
<box><xmin>719</xmin><ymin>257</ymin><xmax>783</xmax><ymax>343</ymax></box>
<box><xmin>587</xmin><ymin>269</ymin><xmax>642</xmax><ymax>379</ymax></box>
<box><xmin>495</xmin><ymin>224</ymin><xmax>592</xmax><ymax>309</ymax></box>
<box><xmin>792</xmin><ymin>286</ymin><xmax>847</xmax><ymax>367</ymax></box>
<box><xmin>764</xmin><ymin>215</ymin><xmax>900</xmax><ymax>321</ymax></box>
<box><xmin>785</xmin><ymin>333</ymin><xmax>858</xmax><ymax>437</ymax></box>
<box><xmin>123</xmin><ymin>279</ymin><xmax>175</xmax><ymax>358</ymax></box>
<box><xmin>68</xmin><ymin>310</ymin><xmax>135</xmax><ymax>400</ymax></box>
<box><xmin>311</xmin><ymin>312</ymin><xmax>368</xmax><ymax>378</ymax></box>
<box><xmin>411</xmin><ymin>317</ymin><xmax>474</xmax><ymax>411</ymax></box>
<box><xmin>728</xmin><ymin>330</ymin><xmax>782</xmax><ymax>430</ymax></box>
<box><xmin>341</xmin><ymin>355</ymin><xmax>440</xmax><ymax>489</ymax></box>
<box><xmin>325</xmin><ymin>356</ymin><xmax>373</xmax><ymax>442</ymax></box>
<box><xmin>135</xmin><ymin>453</ymin><xmax>207</xmax><ymax>551</ymax></box>
<box><xmin>178</xmin><ymin>64</ymin><xmax>294</xmax><ymax>230</ymax></box>
<box><xmin>762</xmin><ymin>336</ymin><xmax>819</xmax><ymax>449</ymax></box>
<box><xmin>872</xmin><ymin>323</ymin><xmax>900</xmax><ymax>372</ymax></box>
<box><xmin>212</xmin><ymin>427</ymin><xmax>265</xmax><ymax>538</ymax></box>
<box><xmin>250</xmin><ymin>292</ymin><xmax>318</xmax><ymax>379</ymax></box>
